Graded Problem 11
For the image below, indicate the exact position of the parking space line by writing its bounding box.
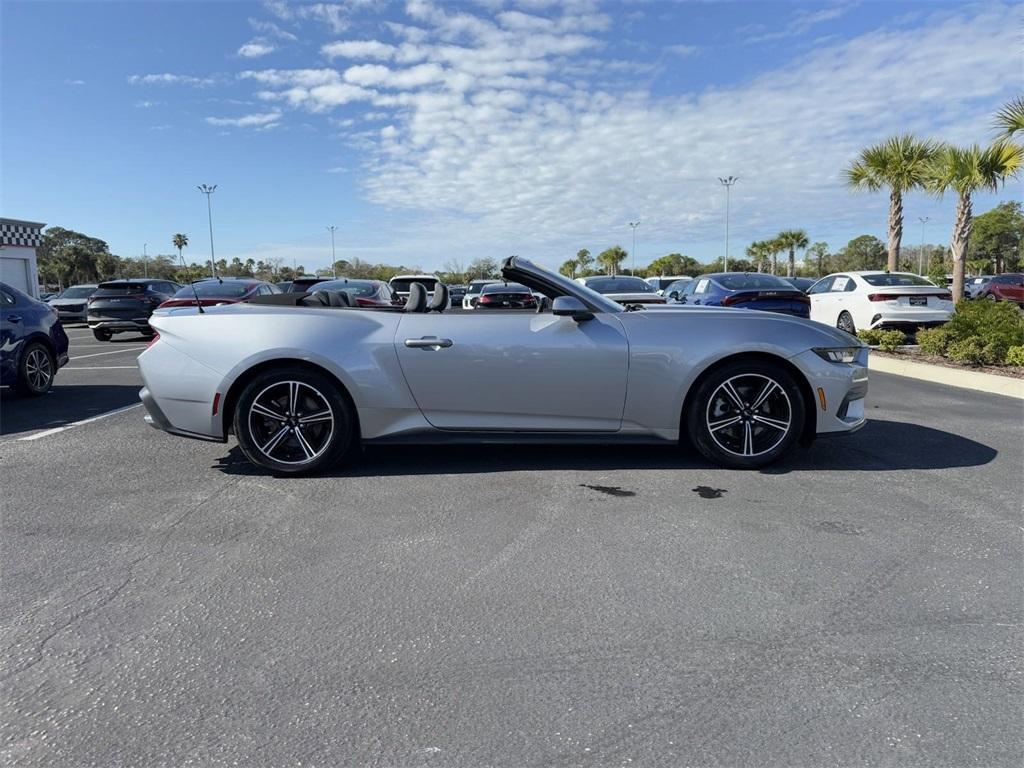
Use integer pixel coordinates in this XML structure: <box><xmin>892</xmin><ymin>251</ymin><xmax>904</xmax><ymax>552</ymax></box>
<box><xmin>71</xmin><ymin>348</ymin><xmax>146</xmax><ymax>361</ymax></box>
<box><xmin>70</xmin><ymin>344</ymin><xmax>148</xmax><ymax>350</ymax></box>
<box><xmin>62</xmin><ymin>366</ymin><xmax>139</xmax><ymax>370</ymax></box>
<box><xmin>18</xmin><ymin>403</ymin><xmax>143</xmax><ymax>441</ymax></box>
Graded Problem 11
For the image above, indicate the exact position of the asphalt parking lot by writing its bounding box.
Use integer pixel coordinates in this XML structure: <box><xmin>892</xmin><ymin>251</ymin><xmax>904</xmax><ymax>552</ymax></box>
<box><xmin>2</xmin><ymin>325</ymin><xmax>1022</xmax><ymax>767</ymax></box>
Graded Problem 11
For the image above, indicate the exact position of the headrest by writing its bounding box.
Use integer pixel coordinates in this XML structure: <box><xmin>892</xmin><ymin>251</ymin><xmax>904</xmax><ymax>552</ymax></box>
<box><xmin>405</xmin><ymin>282</ymin><xmax>428</xmax><ymax>312</ymax></box>
<box><xmin>427</xmin><ymin>283</ymin><xmax>449</xmax><ymax>312</ymax></box>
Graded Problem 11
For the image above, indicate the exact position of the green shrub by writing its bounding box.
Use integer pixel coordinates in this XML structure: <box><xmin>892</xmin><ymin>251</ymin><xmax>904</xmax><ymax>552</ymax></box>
<box><xmin>1007</xmin><ymin>346</ymin><xmax>1024</xmax><ymax>366</ymax></box>
<box><xmin>876</xmin><ymin>330</ymin><xmax>907</xmax><ymax>352</ymax></box>
<box><xmin>916</xmin><ymin>326</ymin><xmax>954</xmax><ymax>356</ymax></box>
<box><xmin>946</xmin><ymin>338</ymin><xmax>987</xmax><ymax>365</ymax></box>
<box><xmin>856</xmin><ymin>329</ymin><xmax>884</xmax><ymax>345</ymax></box>
<box><xmin>946</xmin><ymin>299</ymin><xmax>1024</xmax><ymax>350</ymax></box>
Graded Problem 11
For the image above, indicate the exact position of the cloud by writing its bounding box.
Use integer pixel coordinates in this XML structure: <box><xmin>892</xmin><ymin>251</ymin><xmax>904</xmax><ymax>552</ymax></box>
<box><xmin>248</xmin><ymin>17</ymin><xmax>298</xmax><ymax>41</ymax></box>
<box><xmin>263</xmin><ymin>0</ymin><xmax>384</xmax><ymax>34</ymax></box>
<box><xmin>128</xmin><ymin>73</ymin><xmax>216</xmax><ymax>87</ymax></box>
<box><xmin>238</xmin><ymin>39</ymin><xmax>276</xmax><ymax>58</ymax></box>
<box><xmin>238</xmin><ymin>1</ymin><xmax>1018</xmax><ymax>263</ymax></box>
<box><xmin>744</xmin><ymin>2</ymin><xmax>857</xmax><ymax>44</ymax></box>
<box><xmin>64</xmin><ymin>78</ymin><xmax>86</xmax><ymax>85</ymax></box>
<box><xmin>205</xmin><ymin>111</ymin><xmax>282</xmax><ymax>128</ymax></box>
<box><xmin>322</xmin><ymin>39</ymin><xmax>396</xmax><ymax>60</ymax></box>
<box><xmin>666</xmin><ymin>44</ymin><xmax>700</xmax><ymax>57</ymax></box>
<box><xmin>134</xmin><ymin>100</ymin><xmax>160</xmax><ymax>108</ymax></box>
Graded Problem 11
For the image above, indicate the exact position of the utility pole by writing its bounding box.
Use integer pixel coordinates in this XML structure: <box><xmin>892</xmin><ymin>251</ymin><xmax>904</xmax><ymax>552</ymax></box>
<box><xmin>327</xmin><ymin>225</ymin><xmax>338</xmax><ymax>278</ymax></box>
<box><xmin>918</xmin><ymin>216</ymin><xmax>929</xmax><ymax>276</ymax></box>
<box><xmin>718</xmin><ymin>176</ymin><xmax>738</xmax><ymax>271</ymax></box>
<box><xmin>628</xmin><ymin>221</ymin><xmax>640</xmax><ymax>275</ymax></box>
<box><xmin>198</xmin><ymin>184</ymin><xmax>218</xmax><ymax>278</ymax></box>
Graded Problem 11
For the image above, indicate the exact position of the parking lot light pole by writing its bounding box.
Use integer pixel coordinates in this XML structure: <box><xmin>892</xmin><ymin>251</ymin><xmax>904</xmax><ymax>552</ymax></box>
<box><xmin>918</xmin><ymin>216</ymin><xmax>929</xmax><ymax>276</ymax></box>
<box><xmin>198</xmin><ymin>184</ymin><xmax>218</xmax><ymax>278</ymax></box>
<box><xmin>628</xmin><ymin>221</ymin><xmax>640</xmax><ymax>275</ymax></box>
<box><xmin>718</xmin><ymin>176</ymin><xmax>738</xmax><ymax>271</ymax></box>
<box><xmin>327</xmin><ymin>225</ymin><xmax>338</xmax><ymax>278</ymax></box>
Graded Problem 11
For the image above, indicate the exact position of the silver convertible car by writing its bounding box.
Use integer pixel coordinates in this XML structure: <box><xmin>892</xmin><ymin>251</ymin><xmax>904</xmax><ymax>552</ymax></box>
<box><xmin>137</xmin><ymin>257</ymin><xmax>868</xmax><ymax>475</ymax></box>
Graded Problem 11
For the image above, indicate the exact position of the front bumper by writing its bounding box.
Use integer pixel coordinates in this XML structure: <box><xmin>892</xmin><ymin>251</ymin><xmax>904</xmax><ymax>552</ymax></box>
<box><xmin>791</xmin><ymin>348</ymin><xmax>869</xmax><ymax>436</ymax></box>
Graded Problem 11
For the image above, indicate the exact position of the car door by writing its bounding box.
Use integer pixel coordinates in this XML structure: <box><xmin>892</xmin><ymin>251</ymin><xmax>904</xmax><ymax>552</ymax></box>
<box><xmin>0</xmin><ymin>286</ymin><xmax>24</xmax><ymax>382</ymax></box>
<box><xmin>1007</xmin><ymin>275</ymin><xmax>1024</xmax><ymax>303</ymax></box>
<box><xmin>807</xmin><ymin>276</ymin><xmax>837</xmax><ymax>324</ymax></box>
<box><xmin>394</xmin><ymin>311</ymin><xmax>629</xmax><ymax>431</ymax></box>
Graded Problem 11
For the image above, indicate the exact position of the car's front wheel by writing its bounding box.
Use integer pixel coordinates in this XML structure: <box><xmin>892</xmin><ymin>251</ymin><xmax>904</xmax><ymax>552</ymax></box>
<box><xmin>234</xmin><ymin>368</ymin><xmax>354</xmax><ymax>476</ymax></box>
<box><xmin>15</xmin><ymin>341</ymin><xmax>56</xmax><ymax>396</ymax></box>
<box><xmin>837</xmin><ymin>311</ymin><xmax>856</xmax><ymax>335</ymax></box>
<box><xmin>92</xmin><ymin>328</ymin><xmax>112</xmax><ymax>341</ymax></box>
<box><xmin>686</xmin><ymin>360</ymin><xmax>805</xmax><ymax>469</ymax></box>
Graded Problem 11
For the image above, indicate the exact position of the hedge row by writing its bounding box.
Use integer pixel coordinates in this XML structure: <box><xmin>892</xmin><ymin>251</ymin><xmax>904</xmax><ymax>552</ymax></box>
<box><xmin>914</xmin><ymin>300</ymin><xmax>1024</xmax><ymax>366</ymax></box>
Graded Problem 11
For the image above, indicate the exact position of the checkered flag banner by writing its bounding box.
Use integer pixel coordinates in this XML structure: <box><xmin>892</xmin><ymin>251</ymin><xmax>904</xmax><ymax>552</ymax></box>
<box><xmin>0</xmin><ymin>220</ymin><xmax>43</xmax><ymax>248</ymax></box>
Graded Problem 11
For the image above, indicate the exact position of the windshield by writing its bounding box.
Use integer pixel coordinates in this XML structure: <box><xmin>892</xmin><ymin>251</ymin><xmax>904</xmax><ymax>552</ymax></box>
<box><xmin>861</xmin><ymin>273</ymin><xmax>937</xmax><ymax>287</ymax></box>
<box><xmin>391</xmin><ymin>277</ymin><xmax>439</xmax><ymax>292</ymax></box>
<box><xmin>508</xmin><ymin>257</ymin><xmax>622</xmax><ymax>313</ymax></box>
<box><xmin>715</xmin><ymin>273</ymin><xmax>794</xmax><ymax>290</ymax></box>
<box><xmin>59</xmin><ymin>286</ymin><xmax>96</xmax><ymax>298</ymax></box>
<box><xmin>315</xmin><ymin>279</ymin><xmax>380</xmax><ymax>297</ymax></box>
<box><xmin>584</xmin><ymin>277</ymin><xmax>655</xmax><ymax>294</ymax></box>
<box><xmin>174</xmin><ymin>281</ymin><xmax>255</xmax><ymax>298</ymax></box>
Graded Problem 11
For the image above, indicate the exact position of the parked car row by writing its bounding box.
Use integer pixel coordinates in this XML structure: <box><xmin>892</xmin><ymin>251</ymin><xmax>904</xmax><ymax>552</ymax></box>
<box><xmin>1</xmin><ymin>282</ymin><xmax>69</xmax><ymax>396</ymax></box>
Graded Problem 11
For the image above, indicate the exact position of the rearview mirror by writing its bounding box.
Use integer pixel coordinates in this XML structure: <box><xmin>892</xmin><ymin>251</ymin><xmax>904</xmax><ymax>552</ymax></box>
<box><xmin>552</xmin><ymin>296</ymin><xmax>593</xmax><ymax>321</ymax></box>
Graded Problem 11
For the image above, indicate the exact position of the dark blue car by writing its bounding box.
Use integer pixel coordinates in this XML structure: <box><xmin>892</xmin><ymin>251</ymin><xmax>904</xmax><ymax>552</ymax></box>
<box><xmin>664</xmin><ymin>272</ymin><xmax>811</xmax><ymax>318</ymax></box>
<box><xmin>1</xmin><ymin>282</ymin><xmax>70</xmax><ymax>396</ymax></box>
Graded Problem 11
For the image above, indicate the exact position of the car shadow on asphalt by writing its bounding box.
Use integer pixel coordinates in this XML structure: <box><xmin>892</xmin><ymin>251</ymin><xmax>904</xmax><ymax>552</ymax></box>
<box><xmin>210</xmin><ymin>419</ymin><xmax>997</xmax><ymax>478</ymax></box>
<box><xmin>0</xmin><ymin>385</ymin><xmax>141</xmax><ymax>436</ymax></box>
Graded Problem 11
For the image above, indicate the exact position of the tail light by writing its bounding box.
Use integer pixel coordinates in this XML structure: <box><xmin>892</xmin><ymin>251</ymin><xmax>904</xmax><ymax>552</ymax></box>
<box><xmin>478</xmin><ymin>295</ymin><xmax>493</xmax><ymax>304</ymax></box>
<box><xmin>937</xmin><ymin>292</ymin><xmax>952</xmax><ymax>301</ymax></box>
<box><xmin>867</xmin><ymin>293</ymin><xmax>894</xmax><ymax>302</ymax></box>
<box><xmin>356</xmin><ymin>297</ymin><xmax>385</xmax><ymax>307</ymax></box>
<box><xmin>721</xmin><ymin>295</ymin><xmax>742</xmax><ymax>306</ymax></box>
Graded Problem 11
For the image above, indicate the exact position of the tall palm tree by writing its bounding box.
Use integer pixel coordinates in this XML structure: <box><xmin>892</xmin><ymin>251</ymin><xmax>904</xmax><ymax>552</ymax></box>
<box><xmin>766</xmin><ymin>238</ymin><xmax>784</xmax><ymax>275</ymax></box>
<box><xmin>745</xmin><ymin>240</ymin><xmax>772</xmax><ymax>273</ymax></box>
<box><xmin>775</xmin><ymin>229</ymin><xmax>809</xmax><ymax>277</ymax></box>
<box><xmin>172</xmin><ymin>233</ymin><xmax>188</xmax><ymax>267</ymax></box>
<box><xmin>559</xmin><ymin>258</ymin><xmax>578</xmax><ymax>279</ymax></box>
<box><xmin>924</xmin><ymin>140</ymin><xmax>1023</xmax><ymax>302</ymax></box>
<box><xmin>596</xmin><ymin>246</ymin><xmax>627</xmax><ymax>275</ymax></box>
<box><xmin>994</xmin><ymin>96</ymin><xmax>1024</xmax><ymax>138</ymax></box>
<box><xmin>845</xmin><ymin>134</ymin><xmax>940</xmax><ymax>272</ymax></box>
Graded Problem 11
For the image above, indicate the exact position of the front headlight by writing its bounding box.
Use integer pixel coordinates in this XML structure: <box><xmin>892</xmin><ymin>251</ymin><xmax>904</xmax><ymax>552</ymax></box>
<box><xmin>813</xmin><ymin>347</ymin><xmax>860</xmax><ymax>364</ymax></box>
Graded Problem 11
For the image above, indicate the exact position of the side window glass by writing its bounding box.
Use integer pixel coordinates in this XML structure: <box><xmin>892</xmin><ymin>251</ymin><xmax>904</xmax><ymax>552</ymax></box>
<box><xmin>844</xmin><ymin>278</ymin><xmax>857</xmax><ymax>292</ymax></box>
<box><xmin>808</xmin><ymin>277</ymin><xmax>832</xmax><ymax>294</ymax></box>
<box><xmin>694</xmin><ymin>279</ymin><xmax>710</xmax><ymax>294</ymax></box>
<box><xmin>830</xmin><ymin>276</ymin><xmax>850</xmax><ymax>292</ymax></box>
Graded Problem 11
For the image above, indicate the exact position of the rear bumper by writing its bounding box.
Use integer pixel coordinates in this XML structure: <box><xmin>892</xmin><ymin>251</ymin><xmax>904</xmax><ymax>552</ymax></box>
<box><xmin>139</xmin><ymin>386</ymin><xmax>226</xmax><ymax>443</ymax></box>
<box><xmin>868</xmin><ymin>307</ymin><xmax>952</xmax><ymax>330</ymax></box>
<box><xmin>88</xmin><ymin>317</ymin><xmax>151</xmax><ymax>332</ymax></box>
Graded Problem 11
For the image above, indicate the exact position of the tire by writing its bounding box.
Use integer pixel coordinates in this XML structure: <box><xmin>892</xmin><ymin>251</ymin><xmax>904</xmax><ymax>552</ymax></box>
<box><xmin>836</xmin><ymin>311</ymin><xmax>856</xmax><ymax>335</ymax></box>
<box><xmin>686</xmin><ymin>360</ymin><xmax>806</xmax><ymax>470</ymax></box>
<box><xmin>233</xmin><ymin>368</ymin><xmax>354</xmax><ymax>476</ymax></box>
<box><xmin>93</xmin><ymin>328</ymin><xmax>112</xmax><ymax>341</ymax></box>
<box><xmin>986</xmin><ymin>293</ymin><xmax>997</xmax><ymax>302</ymax></box>
<box><xmin>14</xmin><ymin>341</ymin><xmax>56</xmax><ymax>397</ymax></box>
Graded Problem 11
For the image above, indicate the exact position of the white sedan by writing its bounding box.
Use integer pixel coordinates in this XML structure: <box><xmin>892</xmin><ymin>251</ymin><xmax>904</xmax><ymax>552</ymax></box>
<box><xmin>809</xmin><ymin>271</ymin><xmax>953</xmax><ymax>335</ymax></box>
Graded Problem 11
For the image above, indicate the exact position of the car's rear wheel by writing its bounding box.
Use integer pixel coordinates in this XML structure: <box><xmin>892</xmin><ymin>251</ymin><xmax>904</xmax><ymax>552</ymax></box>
<box><xmin>686</xmin><ymin>360</ymin><xmax>805</xmax><ymax>469</ymax></box>
<box><xmin>987</xmin><ymin>293</ymin><xmax>997</xmax><ymax>302</ymax></box>
<box><xmin>15</xmin><ymin>342</ymin><xmax>56</xmax><ymax>396</ymax></box>
<box><xmin>234</xmin><ymin>368</ymin><xmax>354</xmax><ymax>476</ymax></box>
<box><xmin>837</xmin><ymin>311</ymin><xmax>856</xmax><ymax>334</ymax></box>
<box><xmin>92</xmin><ymin>329</ymin><xmax>112</xmax><ymax>341</ymax></box>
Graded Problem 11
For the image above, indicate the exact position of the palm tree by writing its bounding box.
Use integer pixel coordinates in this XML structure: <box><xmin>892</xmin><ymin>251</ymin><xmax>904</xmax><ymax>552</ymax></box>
<box><xmin>745</xmin><ymin>240</ymin><xmax>770</xmax><ymax>273</ymax></box>
<box><xmin>845</xmin><ymin>134</ymin><xmax>940</xmax><ymax>272</ymax></box>
<box><xmin>924</xmin><ymin>140</ymin><xmax>1023</xmax><ymax>302</ymax></box>
<box><xmin>765</xmin><ymin>238</ymin><xmax>784</xmax><ymax>275</ymax></box>
<box><xmin>775</xmin><ymin>229</ymin><xmax>809</xmax><ymax>277</ymax></box>
<box><xmin>172</xmin><ymin>233</ymin><xmax>188</xmax><ymax>267</ymax></box>
<box><xmin>994</xmin><ymin>96</ymin><xmax>1024</xmax><ymax>138</ymax></box>
<box><xmin>596</xmin><ymin>246</ymin><xmax>627</xmax><ymax>275</ymax></box>
<box><xmin>559</xmin><ymin>259</ymin><xmax>578</xmax><ymax>279</ymax></box>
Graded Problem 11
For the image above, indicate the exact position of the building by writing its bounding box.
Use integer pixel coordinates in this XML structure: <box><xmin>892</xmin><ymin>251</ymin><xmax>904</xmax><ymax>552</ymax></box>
<box><xmin>0</xmin><ymin>218</ymin><xmax>45</xmax><ymax>298</ymax></box>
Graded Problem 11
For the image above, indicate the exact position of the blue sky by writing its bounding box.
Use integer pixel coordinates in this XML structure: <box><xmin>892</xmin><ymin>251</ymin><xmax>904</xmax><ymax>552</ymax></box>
<box><xmin>2</xmin><ymin>0</ymin><xmax>1020</xmax><ymax>273</ymax></box>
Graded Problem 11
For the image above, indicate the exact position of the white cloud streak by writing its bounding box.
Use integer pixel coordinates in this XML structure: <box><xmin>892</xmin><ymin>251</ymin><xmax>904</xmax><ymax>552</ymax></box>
<box><xmin>238</xmin><ymin>39</ymin><xmax>276</xmax><ymax>58</ymax></box>
<box><xmin>205</xmin><ymin>111</ymin><xmax>282</xmax><ymax>128</ymax></box>
<box><xmin>128</xmin><ymin>73</ymin><xmax>216</xmax><ymax>87</ymax></box>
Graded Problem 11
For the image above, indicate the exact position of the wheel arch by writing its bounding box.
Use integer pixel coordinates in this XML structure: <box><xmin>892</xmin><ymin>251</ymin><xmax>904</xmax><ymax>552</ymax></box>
<box><xmin>220</xmin><ymin>358</ymin><xmax>361</xmax><ymax>442</ymax></box>
<box><xmin>680</xmin><ymin>351</ymin><xmax>817</xmax><ymax>447</ymax></box>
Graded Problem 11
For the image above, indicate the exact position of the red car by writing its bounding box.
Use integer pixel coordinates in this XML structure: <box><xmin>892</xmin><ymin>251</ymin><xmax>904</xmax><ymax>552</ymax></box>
<box><xmin>979</xmin><ymin>273</ymin><xmax>1024</xmax><ymax>306</ymax></box>
<box><xmin>158</xmin><ymin>279</ymin><xmax>280</xmax><ymax>308</ymax></box>
<box><xmin>314</xmin><ymin>278</ymin><xmax>400</xmax><ymax>307</ymax></box>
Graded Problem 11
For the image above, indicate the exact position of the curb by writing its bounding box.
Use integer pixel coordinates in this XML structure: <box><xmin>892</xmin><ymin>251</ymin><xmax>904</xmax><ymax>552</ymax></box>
<box><xmin>868</xmin><ymin>352</ymin><xmax>1024</xmax><ymax>400</ymax></box>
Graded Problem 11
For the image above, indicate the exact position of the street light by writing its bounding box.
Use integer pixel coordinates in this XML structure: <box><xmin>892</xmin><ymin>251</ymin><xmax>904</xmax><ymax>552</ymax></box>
<box><xmin>918</xmin><ymin>216</ymin><xmax>929</xmax><ymax>276</ymax></box>
<box><xmin>327</xmin><ymin>225</ymin><xmax>338</xmax><ymax>278</ymax></box>
<box><xmin>718</xmin><ymin>176</ymin><xmax>738</xmax><ymax>271</ymax></box>
<box><xmin>197</xmin><ymin>184</ymin><xmax>218</xmax><ymax>278</ymax></box>
<box><xmin>628</xmin><ymin>221</ymin><xmax>640</xmax><ymax>275</ymax></box>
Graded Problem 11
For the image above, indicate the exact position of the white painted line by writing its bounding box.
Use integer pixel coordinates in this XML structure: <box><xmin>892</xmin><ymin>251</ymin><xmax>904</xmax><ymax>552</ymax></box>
<box><xmin>18</xmin><ymin>403</ymin><xmax>143</xmax><ymax>441</ymax></box>
<box><xmin>61</xmin><ymin>366</ymin><xmax>139</xmax><ymax>370</ymax></box>
<box><xmin>68</xmin><ymin>344</ymin><xmax>148</xmax><ymax>350</ymax></box>
<box><xmin>70</xmin><ymin>348</ymin><xmax>146</xmax><ymax>361</ymax></box>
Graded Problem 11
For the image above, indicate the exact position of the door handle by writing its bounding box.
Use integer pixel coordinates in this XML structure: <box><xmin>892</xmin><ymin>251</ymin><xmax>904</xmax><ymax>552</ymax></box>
<box><xmin>404</xmin><ymin>336</ymin><xmax>453</xmax><ymax>350</ymax></box>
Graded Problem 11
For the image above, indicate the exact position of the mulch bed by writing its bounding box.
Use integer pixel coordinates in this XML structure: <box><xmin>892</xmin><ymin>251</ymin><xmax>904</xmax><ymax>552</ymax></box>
<box><xmin>870</xmin><ymin>347</ymin><xmax>1024</xmax><ymax>380</ymax></box>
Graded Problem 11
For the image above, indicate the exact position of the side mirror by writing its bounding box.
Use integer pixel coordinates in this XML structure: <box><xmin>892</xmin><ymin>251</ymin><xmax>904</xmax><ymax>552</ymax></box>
<box><xmin>552</xmin><ymin>295</ymin><xmax>593</xmax><ymax>321</ymax></box>
<box><xmin>667</xmin><ymin>291</ymin><xmax>679</xmax><ymax>300</ymax></box>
